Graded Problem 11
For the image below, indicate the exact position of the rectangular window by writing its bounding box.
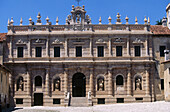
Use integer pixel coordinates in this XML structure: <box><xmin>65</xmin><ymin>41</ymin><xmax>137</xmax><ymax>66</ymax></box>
<box><xmin>98</xmin><ymin>46</ymin><xmax>104</xmax><ymax>57</ymax></box>
<box><xmin>116</xmin><ymin>46</ymin><xmax>122</xmax><ymax>56</ymax></box>
<box><xmin>135</xmin><ymin>98</ymin><xmax>143</xmax><ymax>101</ymax></box>
<box><xmin>97</xmin><ymin>98</ymin><xmax>105</xmax><ymax>104</ymax></box>
<box><xmin>16</xmin><ymin>98</ymin><xmax>23</xmax><ymax>104</ymax></box>
<box><xmin>76</xmin><ymin>46</ymin><xmax>82</xmax><ymax>57</ymax></box>
<box><xmin>160</xmin><ymin>46</ymin><xmax>166</xmax><ymax>57</ymax></box>
<box><xmin>53</xmin><ymin>99</ymin><xmax>60</xmax><ymax>104</ymax></box>
<box><xmin>36</xmin><ymin>47</ymin><xmax>42</xmax><ymax>57</ymax></box>
<box><xmin>54</xmin><ymin>47</ymin><xmax>60</xmax><ymax>57</ymax></box>
<box><xmin>117</xmin><ymin>98</ymin><xmax>124</xmax><ymax>103</ymax></box>
<box><xmin>135</xmin><ymin>46</ymin><xmax>141</xmax><ymax>56</ymax></box>
<box><xmin>161</xmin><ymin>79</ymin><xmax>164</xmax><ymax>90</ymax></box>
<box><xmin>17</xmin><ymin>47</ymin><xmax>23</xmax><ymax>58</ymax></box>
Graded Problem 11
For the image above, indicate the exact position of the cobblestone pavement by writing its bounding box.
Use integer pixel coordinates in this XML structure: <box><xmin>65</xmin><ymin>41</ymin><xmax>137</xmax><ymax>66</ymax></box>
<box><xmin>6</xmin><ymin>101</ymin><xmax>170</xmax><ymax>112</ymax></box>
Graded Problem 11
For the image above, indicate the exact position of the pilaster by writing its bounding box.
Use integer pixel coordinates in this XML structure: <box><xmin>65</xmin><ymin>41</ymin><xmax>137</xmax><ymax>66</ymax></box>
<box><xmin>108</xmin><ymin>68</ymin><xmax>113</xmax><ymax>96</ymax></box>
<box><xmin>45</xmin><ymin>68</ymin><xmax>50</xmax><ymax>96</ymax></box>
<box><xmin>127</xmin><ymin>68</ymin><xmax>131</xmax><ymax>96</ymax></box>
<box><xmin>89</xmin><ymin>67</ymin><xmax>94</xmax><ymax>96</ymax></box>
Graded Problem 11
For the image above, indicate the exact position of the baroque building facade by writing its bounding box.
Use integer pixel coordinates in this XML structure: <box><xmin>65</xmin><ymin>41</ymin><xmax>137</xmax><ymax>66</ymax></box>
<box><xmin>3</xmin><ymin>5</ymin><xmax>170</xmax><ymax>107</ymax></box>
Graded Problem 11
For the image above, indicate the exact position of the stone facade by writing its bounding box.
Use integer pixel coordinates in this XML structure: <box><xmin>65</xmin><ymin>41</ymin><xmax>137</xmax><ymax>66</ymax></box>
<box><xmin>3</xmin><ymin>5</ymin><xmax>170</xmax><ymax>107</ymax></box>
<box><xmin>167</xmin><ymin>3</ymin><xmax>170</xmax><ymax>29</ymax></box>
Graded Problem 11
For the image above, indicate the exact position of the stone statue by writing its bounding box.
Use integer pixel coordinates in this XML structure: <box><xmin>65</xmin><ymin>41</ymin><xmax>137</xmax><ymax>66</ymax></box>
<box><xmin>18</xmin><ymin>78</ymin><xmax>24</xmax><ymax>91</ymax></box>
<box><xmin>55</xmin><ymin>79</ymin><xmax>60</xmax><ymax>91</ymax></box>
<box><xmin>98</xmin><ymin>79</ymin><xmax>104</xmax><ymax>91</ymax></box>
<box><xmin>77</xmin><ymin>15</ymin><xmax>80</xmax><ymax>23</ymax></box>
<box><xmin>136</xmin><ymin>78</ymin><xmax>141</xmax><ymax>90</ymax></box>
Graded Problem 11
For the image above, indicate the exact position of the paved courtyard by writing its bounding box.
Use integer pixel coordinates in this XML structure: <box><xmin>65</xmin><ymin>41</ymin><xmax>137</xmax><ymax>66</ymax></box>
<box><xmin>5</xmin><ymin>101</ymin><xmax>170</xmax><ymax>112</ymax></box>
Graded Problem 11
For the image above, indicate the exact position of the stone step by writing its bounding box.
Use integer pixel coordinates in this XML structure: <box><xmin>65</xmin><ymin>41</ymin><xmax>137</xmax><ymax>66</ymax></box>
<box><xmin>70</xmin><ymin>97</ymin><xmax>88</xmax><ymax>107</ymax></box>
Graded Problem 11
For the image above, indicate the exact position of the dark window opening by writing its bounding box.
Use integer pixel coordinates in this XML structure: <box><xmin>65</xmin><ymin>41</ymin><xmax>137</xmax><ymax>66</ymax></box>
<box><xmin>116</xmin><ymin>75</ymin><xmax>124</xmax><ymax>85</ymax></box>
<box><xmin>35</xmin><ymin>76</ymin><xmax>42</xmax><ymax>87</ymax></box>
<box><xmin>135</xmin><ymin>46</ymin><xmax>141</xmax><ymax>57</ymax></box>
<box><xmin>161</xmin><ymin>79</ymin><xmax>164</xmax><ymax>90</ymax></box>
<box><xmin>98</xmin><ymin>46</ymin><xmax>104</xmax><ymax>57</ymax></box>
<box><xmin>135</xmin><ymin>98</ymin><xmax>143</xmax><ymax>101</ymax></box>
<box><xmin>36</xmin><ymin>47</ymin><xmax>42</xmax><ymax>57</ymax></box>
<box><xmin>160</xmin><ymin>46</ymin><xmax>166</xmax><ymax>57</ymax></box>
<box><xmin>53</xmin><ymin>99</ymin><xmax>60</xmax><ymax>104</ymax></box>
<box><xmin>17</xmin><ymin>47</ymin><xmax>23</xmax><ymax>58</ymax></box>
<box><xmin>116</xmin><ymin>46</ymin><xmax>122</xmax><ymax>56</ymax></box>
<box><xmin>16</xmin><ymin>99</ymin><xmax>23</xmax><ymax>104</ymax></box>
<box><xmin>54</xmin><ymin>47</ymin><xmax>60</xmax><ymax>57</ymax></box>
<box><xmin>117</xmin><ymin>98</ymin><xmax>124</xmax><ymax>103</ymax></box>
<box><xmin>97</xmin><ymin>98</ymin><xmax>105</xmax><ymax>104</ymax></box>
<box><xmin>76</xmin><ymin>46</ymin><xmax>82</xmax><ymax>57</ymax></box>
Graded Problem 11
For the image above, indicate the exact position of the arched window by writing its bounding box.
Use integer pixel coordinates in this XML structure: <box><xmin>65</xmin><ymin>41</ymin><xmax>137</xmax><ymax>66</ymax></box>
<box><xmin>35</xmin><ymin>76</ymin><xmax>42</xmax><ymax>87</ymax></box>
<box><xmin>54</xmin><ymin>77</ymin><xmax>60</xmax><ymax>91</ymax></box>
<box><xmin>97</xmin><ymin>76</ymin><xmax>104</xmax><ymax>91</ymax></box>
<box><xmin>135</xmin><ymin>75</ymin><xmax>142</xmax><ymax>90</ymax></box>
<box><xmin>116</xmin><ymin>75</ymin><xmax>124</xmax><ymax>86</ymax></box>
<box><xmin>17</xmin><ymin>76</ymin><xmax>24</xmax><ymax>91</ymax></box>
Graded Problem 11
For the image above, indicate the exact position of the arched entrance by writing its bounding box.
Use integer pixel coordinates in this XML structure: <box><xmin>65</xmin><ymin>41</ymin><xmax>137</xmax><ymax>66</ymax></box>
<box><xmin>72</xmin><ymin>73</ymin><xmax>86</xmax><ymax>97</ymax></box>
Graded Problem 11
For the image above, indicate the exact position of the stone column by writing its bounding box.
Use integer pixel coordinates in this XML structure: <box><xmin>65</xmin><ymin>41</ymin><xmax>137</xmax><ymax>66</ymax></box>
<box><xmin>109</xmin><ymin>38</ymin><xmax>112</xmax><ymax>56</ymax></box>
<box><xmin>45</xmin><ymin>68</ymin><xmax>50</xmax><ymax>96</ymax></box>
<box><xmin>90</xmin><ymin>38</ymin><xmax>93</xmax><ymax>56</ymax></box>
<box><xmin>27</xmin><ymin>37</ymin><xmax>31</xmax><ymax>57</ymax></box>
<box><xmin>46</xmin><ymin>38</ymin><xmax>49</xmax><ymax>57</ymax></box>
<box><xmin>108</xmin><ymin>69</ymin><xmax>113</xmax><ymax>96</ymax></box>
<box><xmin>65</xmin><ymin>38</ymin><xmax>68</xmax><ymax>57</ymax></box>
<box><xmin>89</xmin><ymin>68</ymin><xmax>94</xmax><ymax>96</ymax></box>
<box><xmin>9</xmin><ymin>36</ymin><xmax>13</xmax><ymax>58</ymax></box>
<box><xmin>127</xmin><ymin>68</ymin><xmax>131</xmax><ymax>96</ymax></box>
<box><xmin>146</xmin><ymin>38</ymin><xmax>149</xmax><ymax>56</ymax></box>
<box><xmin>127</xmin><ymin>38</ymin><xmax>130</xmax><ymax>56</ymax></box>
<box><xmin>64</xmin><ymin>69</ymin><xmax>68</xmax><ymax>93</ymax></box>
<box><xmin>145</xmin><ymin>67</ymin><xmax>150</xmax><ymax>96</ymax></box>
<box><xmin>9</xmin><ymin>73</ymin><xmax>13</xmax><ymax>97</ymax></box>
<box><xmin>27</xmin><ymin>70</ymin><xmax>30</xmax><ymax>96</ymax></box>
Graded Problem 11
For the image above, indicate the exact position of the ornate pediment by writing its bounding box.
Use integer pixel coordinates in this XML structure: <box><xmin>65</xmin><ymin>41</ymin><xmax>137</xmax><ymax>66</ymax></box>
<box><xmin>16</xmin><ymin>39</ymin><xmax>26</xmax><ymax>45</ymax></box>
<box><xmin>73</xmin><ymin>38</ymin><xmax>85</xmax><ymax>45</ymax></box>
<box><xmin>96</xmin><ymin>38</ymin><xmax>106</xmax><ymax>44</ymax></box>
<box><xmin>52</xmin><ymin>39</ymin><xmax>63</xmax><ymax>45</ymax></box>
<box><xmin>33</xmin><ymin>39</ymin><xmax>45</xmax><ymax>45</ymax></box>
<box><xmin>113</xmin><ymin>38</ymin><xmax>125</xmax><ymax>44</ymax></box>
<box><xmin>133</xmin><ymin>38</ymin><xmax>143</xmax><ymax>44</ymax></box>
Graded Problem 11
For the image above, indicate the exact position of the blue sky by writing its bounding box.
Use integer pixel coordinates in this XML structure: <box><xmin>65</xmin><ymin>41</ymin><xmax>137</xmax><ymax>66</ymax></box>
<box><xmin>0</xmin><ymin>0</ymin><xmax>169</xmax><ymax>33</ymax></box>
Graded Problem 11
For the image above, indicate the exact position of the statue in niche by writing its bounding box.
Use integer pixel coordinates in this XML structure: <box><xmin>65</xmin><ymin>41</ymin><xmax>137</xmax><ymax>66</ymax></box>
<box><xmin>98</xmin><ymin>78</ymin><xmax>104</xmax><ymax>91</ymax></box>
<box><xmin>55</xmin><ymin>79</ymin><xmax>60</xmax><ymax>91</ymax></box>
<box><xmin>18</xmin><ymin>77</ymin><xmax>24</xmax><ymax>91</ymax></box>
<box><xmin>136</xmin><ymin>78</ymin><xmax>142</xmax><ymax>90</ymax></box>
<box><xmin>77</xmin><ymin>14</ymin><xmax>80</xmax><ymax>23</ymax></box>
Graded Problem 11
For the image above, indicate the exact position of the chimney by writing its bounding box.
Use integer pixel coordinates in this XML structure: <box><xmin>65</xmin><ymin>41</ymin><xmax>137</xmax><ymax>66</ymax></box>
<box><xmin>164</xmin><ymin>50</ymin><xmax>170</xmax><ymax>61</ymax></box>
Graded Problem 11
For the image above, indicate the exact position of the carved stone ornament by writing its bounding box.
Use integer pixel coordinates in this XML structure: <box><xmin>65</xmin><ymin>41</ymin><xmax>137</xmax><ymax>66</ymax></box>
<box><xmin>18</xmin><ymin>78</ymin><xmax>24</xmax><ymax>91</ymax></box>
<box><xmin>96</xmin><ymin>38</ymin><xmax>106</xmax><ymax>44</ymax></box>
<box><xmin>133</xmin><ymin>38</ymin><xmax>142</xmax><ymax>43</ymax></box>
<box><xmin>35</xmin><ymin>39</ymin><xmax>41</xmax><ymax>43</ymax></box>
<box><xmin>16</xmin><ymin>39</ymin><xmax>26</xmax><ymax>45</ymax></box>
<box><xmin>114</xmin><ymin>38</ymin><xmax>125</xmax><ymax>43</ymax></box>
<box><xmin>52</xmin><ymin>39</ymin><xmax>63</xmax><ymax>45</ymax></box>
<box><xmin>33</xmin><ymin>39</ymin><xmax>45</xmax><ymax>44</ymax></box>
<box><xmin>55</xmin><ymin>79</ymin><xmax>60</xmax><ymax>91</ymax></box>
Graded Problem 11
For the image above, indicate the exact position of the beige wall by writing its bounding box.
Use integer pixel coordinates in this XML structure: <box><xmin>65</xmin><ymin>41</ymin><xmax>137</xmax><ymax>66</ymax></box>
<box><xmin>164</xmin><ymin>62</ymin><xmax>170</xmax><ymax>101</ymax></box>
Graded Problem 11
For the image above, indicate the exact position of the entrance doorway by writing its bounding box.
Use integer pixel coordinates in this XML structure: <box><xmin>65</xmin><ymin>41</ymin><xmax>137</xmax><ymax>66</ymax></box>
<box><xmin>72</xmin><ymin>73</ymin><xmax>86</xmax><ymax>97</ymax></box>
<box><xmin>34</xmin><ymin>93</ymin><xmax>43</xmax><ymax>106</ymax></box>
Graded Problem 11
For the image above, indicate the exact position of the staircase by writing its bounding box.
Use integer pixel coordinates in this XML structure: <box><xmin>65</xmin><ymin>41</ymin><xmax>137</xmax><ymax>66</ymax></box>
<box><xmin>70</xmin><ymin>97</ymin><xmax>88</xmax><ymax>107</ymax></box>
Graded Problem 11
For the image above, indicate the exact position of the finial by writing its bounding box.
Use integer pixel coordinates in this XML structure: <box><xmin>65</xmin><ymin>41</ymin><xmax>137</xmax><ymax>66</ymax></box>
<box><xmin>72</xmin><ymin>5</ymin><xmax>75</xmax><ymax>11</ymax></box>
<box><xmin>135</xmin><ymin>16</ymin><xmax>138</xmax><ymax>24</ymax></box>
<box><xmin>56</xmin><ymin>17</ymin><xmax>59</xmax><ymax>25</ymax></box>
<box><xmin>10</xmin><ymin>17</ymin><xmax>14</xmax><ymax>26</ymax></box>
<box><xmin>36</xmin><ymin>12</ymin><xmax>42</xmax><ymax>25</ymax></box>
<box><xmin>46</xmin><ymin>16</ymin><xmax>50</xmax><ymax>25</ymax></box>
<box><xmin>125</xmin><ymin>16</ymin><xmax>129</xmax><ymax>24</ymax></box>
<box><xmin>144</xmin><ymin>16</ymin><xmax>147</xmax><ymax>24</ymax></box>
<box><xmin>20</xmin><ymin>18</ymin><xmax>23</xmax><ymax>26</ymax></box>
<box><xmin>89</xmin><ymin>18</ymin><xmax>92</xmax><ymax>24</ymax></box>
<box><xmin>29</xmin><ymin>16</ymin><xmax>32</xmax><ymax>25</ymax></box>
<box><xmin>99</xmin><ymin>17</ymin><xmax>102</xmax><ymax>24</ymax></box>
<box><xmin>108</xmin><ymin>16</ymin><xmax>112</xmax><ymax>24</ymax></box>
<box><xmin>148</xmin><ymin>17</ymin><xmax>150</xmax><ymax>25</ymax></box>
<box><xmin>116</xmin><ymin>13</ymin><xmax>122</xmax><ymax>24</ymax></box>
<box><xmin>8</xmin><ymin>18</ymin><xmax>10</xmax><ymax>26</ymax></box>
<box><xmin>82</xmin><ymin>5</ymin><xmax>85</xmax><ymax>10</ymax></box>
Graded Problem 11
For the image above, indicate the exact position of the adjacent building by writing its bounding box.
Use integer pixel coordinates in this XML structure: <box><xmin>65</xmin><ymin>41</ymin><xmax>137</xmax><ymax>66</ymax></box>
<box><xmin>0</xmin><ymin>33</ymin><xmax>10</xmax><ymax>109</ymax></box>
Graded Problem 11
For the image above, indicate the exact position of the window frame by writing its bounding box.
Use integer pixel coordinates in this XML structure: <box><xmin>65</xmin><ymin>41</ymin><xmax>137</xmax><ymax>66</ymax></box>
<box><xmin>17</xmin><ymin>47</ymin><xmax>24</xmax><ymax>58</ymax></box>
<box><xmin>54</xmin><ymin>46</ymin><xmax>60</xmax><ymax>57</ymax></box>
<box><xmin>134</xmin><ymin>46</ymin><xmax>141</xmax><ymax>57</ymax></box>
<box><xmin>160</xmin><ymin>46</ymin><xmax>166</xmax><ymax>57</ymax></box>
<box><xmin>97</xmin><ymin>46</ymin><xmax>104</xmax><ymax>57</ymax></box>
<box><xmin>75</xmin><ymin>46</ymin><xmax>82</xmax><ymax>57</ymax></box>
<box><xmin>35</xmin><ymin>47</ymin><xmax>42</xmax><ymax>57</ymax></box>
<box><xmin>116</xmin><ymin>46</ymin><xmax>122</xmax><ymax>57</ymax></box>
